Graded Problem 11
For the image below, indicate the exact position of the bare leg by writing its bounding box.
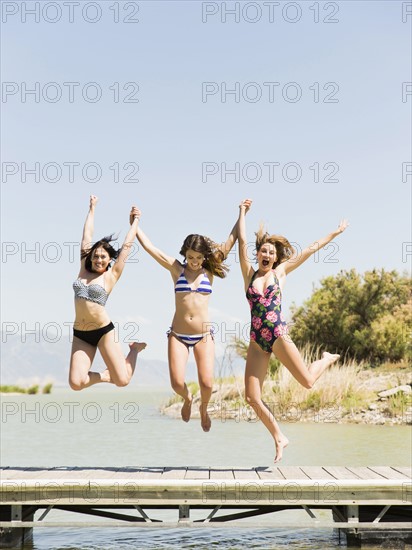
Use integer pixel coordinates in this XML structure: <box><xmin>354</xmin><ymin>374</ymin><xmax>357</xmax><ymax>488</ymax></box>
<box><xmin>193</xmin><ymin>333</ymin><xmax>215</xmax><ymax>432</ymax></box>
<box><xmin>272</xmin><ymin>337</ymin><xmax>339</xmax><ymax>389</ymax></box>
<box><xmin>69</xmin><ymin>331</ymin><xmax>146</xmax><ymax>390</ymax></box>
<box><xmin>126</xmin><ymin>342</ymin><xmax>147</xmax><ymax>378</ymax></box>
<box><xmin>98</xmin><ymin>331</ymin><xmax>146</xmax><ymax>387</ymax></box>
<box><xmin>245</xmin><ymin>343</ymin><xmax>289</xmax><ymax>463</ymax></box>
<box><xmin>69</xmin><ymin>337</ymin><xmax>102</xmax><ymax>390</ymax></box>
<box><xmin>168</xmin><ymin>334</ymin><xmax>192</xmax><ymax>422</ymax></box>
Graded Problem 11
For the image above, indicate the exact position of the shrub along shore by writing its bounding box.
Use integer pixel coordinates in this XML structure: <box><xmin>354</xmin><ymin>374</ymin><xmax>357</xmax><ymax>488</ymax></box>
<box><xmin>162</xmin><ymin>362</ymin><xmax>412</xmax><ymax>426</ymax></box>
<box><xmin>0</xmin><ymin>384</ymin><xmax>53</xmax><ymax>395</ymax></box>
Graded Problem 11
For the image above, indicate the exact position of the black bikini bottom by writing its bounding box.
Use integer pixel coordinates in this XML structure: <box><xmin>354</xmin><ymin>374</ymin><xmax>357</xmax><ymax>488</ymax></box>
<box><xmin>73</xmin><ymin>322</ymin><xmax>115</xmax><ymax>347</ymax></box>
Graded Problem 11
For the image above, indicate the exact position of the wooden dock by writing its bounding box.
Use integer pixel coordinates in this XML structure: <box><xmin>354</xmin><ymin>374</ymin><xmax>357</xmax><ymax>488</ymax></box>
<box><xmin>1</xmin><ymin>466</ymin><xmax>411</xmax><ymax>548</ymax></box>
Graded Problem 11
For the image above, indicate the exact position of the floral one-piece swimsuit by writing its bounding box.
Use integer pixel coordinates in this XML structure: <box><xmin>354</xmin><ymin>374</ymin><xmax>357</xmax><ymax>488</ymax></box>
<box><xmin>246</xmin><ymin>270</ymin><xmax>289</xmax><ymax>353</ymax></box>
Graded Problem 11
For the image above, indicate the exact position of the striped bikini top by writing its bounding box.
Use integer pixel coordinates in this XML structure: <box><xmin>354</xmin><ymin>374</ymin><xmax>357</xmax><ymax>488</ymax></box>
<box><xmin>175</xmin><ymin>268</ymin><xmax>212</xmax><ymax>294</ymax></box>
<box><xmin>73</xmin><ymin>274</ymin><xmax>109</xmax><ymax>306</ymax></box>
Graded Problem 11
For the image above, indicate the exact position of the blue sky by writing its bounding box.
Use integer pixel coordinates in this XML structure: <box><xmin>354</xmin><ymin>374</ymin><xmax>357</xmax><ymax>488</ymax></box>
<box><xmin>1</xmin><ymin>0</ymin><xmax>411</xmax><ymax>367</ymax></box>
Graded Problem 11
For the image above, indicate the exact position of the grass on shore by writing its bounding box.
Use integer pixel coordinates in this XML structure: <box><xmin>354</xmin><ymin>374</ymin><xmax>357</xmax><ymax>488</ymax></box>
<box><xmin>0</xmin><ymin>383</ymin><xmax>53</xmax><ymax>394</ymax></box>
<box><xmin>163</xmin><ymin>346</ymin><xmax>411</xmax><ymax>420</ymax></box>
<box><xmin>0</xmin><ymin>385</ymin><xmax>29</xmax><ymax>394</ymax></box>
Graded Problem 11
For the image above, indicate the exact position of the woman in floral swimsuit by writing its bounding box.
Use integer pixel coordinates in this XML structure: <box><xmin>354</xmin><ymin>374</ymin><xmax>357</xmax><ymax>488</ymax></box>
<box><xmin>247</xmin><ymin>270</ymin><xmax>289</xmax><ymax>352</ymax></box>
<box><xmin>238</xmin><ymin>199</ymin><xmax>348</xmax><ymax>463</ymax></box>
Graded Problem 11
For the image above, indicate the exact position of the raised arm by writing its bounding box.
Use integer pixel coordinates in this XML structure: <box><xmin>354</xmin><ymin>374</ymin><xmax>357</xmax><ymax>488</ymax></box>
<box><xmin>129</xmin><ymin>207</ymin><xmax>177</xmax><ymax>272</ymax></box>
<box><xmin>110</xmin><ymin>207</ymin><xmax>141</xmax><ymax>280</ymax></box>
<box><xmin>282</xmin><ymin>219</ymin><xmax>349</xmax><ymax>275</ymax></box>
<box><xmin>216</xmin><ymin>201</ymin><xmax>252</xmax><ymax>260</ymax></box>
<box><xmin>81</xmin><ymin>195</ymin><xmax>98</xmax><ymax>252</ymax></box>
<box><xmin>238</xmin><ymin>199</ymin><xmax>254</xmax><ymax>288</ymax></box>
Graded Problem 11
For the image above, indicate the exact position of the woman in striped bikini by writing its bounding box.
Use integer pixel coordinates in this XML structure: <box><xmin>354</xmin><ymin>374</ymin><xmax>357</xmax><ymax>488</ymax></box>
<box><xmin>130</xmin><ymin>202</ymin><xmax>252</xmax><ymax>432</ymax></box>
<box><xmin>69</xmin><ymin>195</ymin><xmax>146</xmax><ymax>391</ymax></box>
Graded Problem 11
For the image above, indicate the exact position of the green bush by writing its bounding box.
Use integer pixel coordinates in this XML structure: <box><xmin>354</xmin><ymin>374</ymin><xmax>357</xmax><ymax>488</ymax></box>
<box><xmin>368</xmin><ymin>304</ymin><xmax>412</xmax><ymax>363</ymax></box>
<box><xmin>290</xmin><ymin>269</ymin><xmax>411</xmax><ymax>363</ymax></box>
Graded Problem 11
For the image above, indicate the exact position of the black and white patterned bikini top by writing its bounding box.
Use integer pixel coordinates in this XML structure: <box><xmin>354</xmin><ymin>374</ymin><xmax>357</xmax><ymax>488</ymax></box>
<box><xmin>73</xmin><ymin>273</ymin><xmax>109</xmax><ymax>307</ymax></box>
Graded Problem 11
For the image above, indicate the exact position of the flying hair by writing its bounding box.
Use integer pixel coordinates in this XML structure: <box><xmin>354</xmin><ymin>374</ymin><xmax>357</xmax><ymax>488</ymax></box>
<box><xmin>81</xmin><ymin>234</ymin><xmax>120</xmax><ymax>272</ymax></box>
<box><xmin>179</xmin><ymin>234</ymin><xmax>229</xmax><ymax>278</ymax></box>
<box><xmin>255</xmin><ymin>223</ymin><xmax>295</xmax><ymax>269</ymax></box>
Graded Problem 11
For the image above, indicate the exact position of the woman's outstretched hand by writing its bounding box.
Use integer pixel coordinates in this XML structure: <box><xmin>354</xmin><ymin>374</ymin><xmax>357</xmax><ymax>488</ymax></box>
<box><xmin>336</xmin><ymin>219</ymin><xmax>349</xmax><ymax>234</ymax></box>
<box><xmin>89</xmin><ymin>195</ymin><xmax>98</xmax><ymax>208</ymax></box>
<box><xmin>129</xmin><ymin>206</ymin><xmax>141</xmax><ymax>225</ymax></box>
<box><xmin>239</xmin><ymin>198</ymin><xmax>253</xmax><ymax>214</ymax></box>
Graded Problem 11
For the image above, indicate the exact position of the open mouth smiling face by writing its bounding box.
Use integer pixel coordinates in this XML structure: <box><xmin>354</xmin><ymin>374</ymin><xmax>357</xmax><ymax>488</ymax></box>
<box><xmin>258</xmin><ymin>243</ymin><xmax>277</xmax><ymax>270</ymax></box>
<box><xmin>185</xmin><ymin>249</ymin><xmax>205</xmax><ymax>271</ymax></box>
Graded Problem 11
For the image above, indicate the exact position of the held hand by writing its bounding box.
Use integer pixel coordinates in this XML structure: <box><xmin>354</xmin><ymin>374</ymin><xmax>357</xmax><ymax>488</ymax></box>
<box><xmin>336</xmin><ymin>219</ymin><xmax>349</xmax><ymax>234</ymax></box>
<box><xmin>89</xmin><ymin>195</ymin><xmax>98</xmax><ymax>208</ymax></box>
<box><xmin>129</xmin><ymin>206</ymin><xmax>141</xmax><ymax>225</ymax></box>
<box><xmin>239</xmin><ymin>198</ymin><xmax>253</xmax><ymax>214</ymax></box>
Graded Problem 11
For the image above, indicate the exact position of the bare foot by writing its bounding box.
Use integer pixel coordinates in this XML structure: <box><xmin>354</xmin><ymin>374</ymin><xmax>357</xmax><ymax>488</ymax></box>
<box><xmin>181</xmin><ymin>396</ymin><xmax>193</xmax><ymax>423</ymax></box>
<box><xmin>274</xmin><ymin>434</ymin><xmax>289</xmax><ymax>463</ymax></box>
<box><xmin>201</xmin><ymin>409</ymin><xmax>212</xmax><ymax>433</ymax></box>
<box><xmin>322</xmin><ymin>351</ymin><xmax>340</xmax><ymax>366</ymax></box>
<box><xmin>100</xmin><ymin>369</ymin><xmax>112</xmax><ymax>383</ymax></box>
<box><xmin>308</xmin><ymin>351</ymin><xmax>341</xmax><ymax>383</ymax></box>
<box><xmin>129</xmin><ymin>342</ymin><xmax>147</xmax><ymax>353</ymax></box>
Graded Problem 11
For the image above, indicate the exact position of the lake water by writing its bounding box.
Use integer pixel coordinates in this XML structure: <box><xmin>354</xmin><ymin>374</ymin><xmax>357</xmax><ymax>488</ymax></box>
<box><xmin>1</xmin><ymin>388</ymin><xmax>411</xmax><ymax>549</ymax></box>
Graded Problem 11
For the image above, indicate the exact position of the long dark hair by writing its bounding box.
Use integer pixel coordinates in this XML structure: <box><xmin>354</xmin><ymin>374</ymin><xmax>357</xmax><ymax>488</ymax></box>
<box><xmin>81</xmin><ymin>234</ymin><xmax>120</xmax><ymax>273</ymax></box>
<box><xmin>179</xmin><ymin>234</ymin><xmax>228</xmax><ymax>279</ymax></box>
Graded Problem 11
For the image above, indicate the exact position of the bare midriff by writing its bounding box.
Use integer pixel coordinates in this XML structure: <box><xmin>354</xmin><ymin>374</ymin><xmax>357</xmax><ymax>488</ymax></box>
<box><xmin>73</xmin><ymin>299</ymin><xmax>111</xmax><ymax>331</ymax></box>
<box><xmin>172</xmin><ymin>293</ymin><xmax>212</xmax><ymax>334</ymax></box>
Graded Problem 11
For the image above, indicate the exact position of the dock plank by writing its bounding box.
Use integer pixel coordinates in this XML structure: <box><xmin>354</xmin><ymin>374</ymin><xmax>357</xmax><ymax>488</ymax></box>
<box><xmin>322</xmin><ymin>467</ymin><xmax>360</xmax><ymax>480</ymax></box>
<box><xmin>114</xmin><ymin>467</ymin><xmax>142</xmax><ymax>479</ymax></box>
<box><xmin>300</xmin><ymin>467</ymin><xmax>336</xmax><ymax>480</ymax></box>
<box><xmin>84</xmin><ymin>468</ymin><xmax>121</xmax><ymax>479</ymax></box>
<box><xmin>256</xmin><ymin>467</ymin><xmax>285</xmax><ymax>480</ymax></box>
<box><xmin>346</xmin><ymin>467</ymin><xmax>386</xmax><ymax>480</ymax></box>
<box><xmin>162</xmin><ymin>467</ymin><xmax>187</xmax><ymax>479</ymax></box>
<box><xmin>51</xmin><ymin>467</ymin><xmax>122</xmax><ymax>481</ymax></box>
<box><xmin>210</xmin><ymin>469</ymin><xmax>234</xmax><ymax>480</ymax></box>
<box><xmin>133</xmin><ymin>467</ymin><xmax>165</xmax><ymax>479</ymax></box>
<box><xmin>277</xmin><ymin>467</ymin><xmax>310</xmax><ymax>480</ymax></box>
<box><xmin>1</xmin><ymin>468</ymin><xmax>27</xmax><ymax>480</ymax></box>
<box><xmin>49</xmin><ymin>466</ymin><xmax>78</xmax><ymax>478</ymax></box>
<box><xmin>392</xmin><ymin>467</ymin><xmax>412</xmax><ymax>479</ymax></box>
<box><xmin>368</xmin><ymin>467</ymin><xmax>412</xmax><ymax>480</ymax></box>
<box><xmin>185</xmin><ymin>468</ymin><xmax>210</xmax><ymax>480</ymax></box>
<box><xmin>65</xmin><ymin>467</ymin><xmax>101</xmax><ymax>479</ymax></box>
<box><xmin>233</xmin><ymin>468</ymin><xmax>260</xmax><ymax>480</ymax></box>
<box><xmin>1</xmin><ymin>467</ymin><xmax>52</xmax><ymax>480</ymax></box>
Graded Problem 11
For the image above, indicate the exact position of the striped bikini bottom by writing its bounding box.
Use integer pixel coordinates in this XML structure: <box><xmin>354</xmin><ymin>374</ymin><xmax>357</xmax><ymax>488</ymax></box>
<box><xmin>166</xmin><ymin>327</ymin><xmax>215</xmax><ymax>348</ymax></box>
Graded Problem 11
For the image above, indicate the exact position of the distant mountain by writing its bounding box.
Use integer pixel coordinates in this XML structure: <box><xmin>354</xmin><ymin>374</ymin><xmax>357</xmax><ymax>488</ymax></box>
<box><xmin>0</xmin><ymin>333</ymin><xmax>243</xmax><ymax>389</ymax></box>
<box><xmin>0</xmin><ymin>333</ymin><xmax>187</xmax><ymax>388</ymax></box>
